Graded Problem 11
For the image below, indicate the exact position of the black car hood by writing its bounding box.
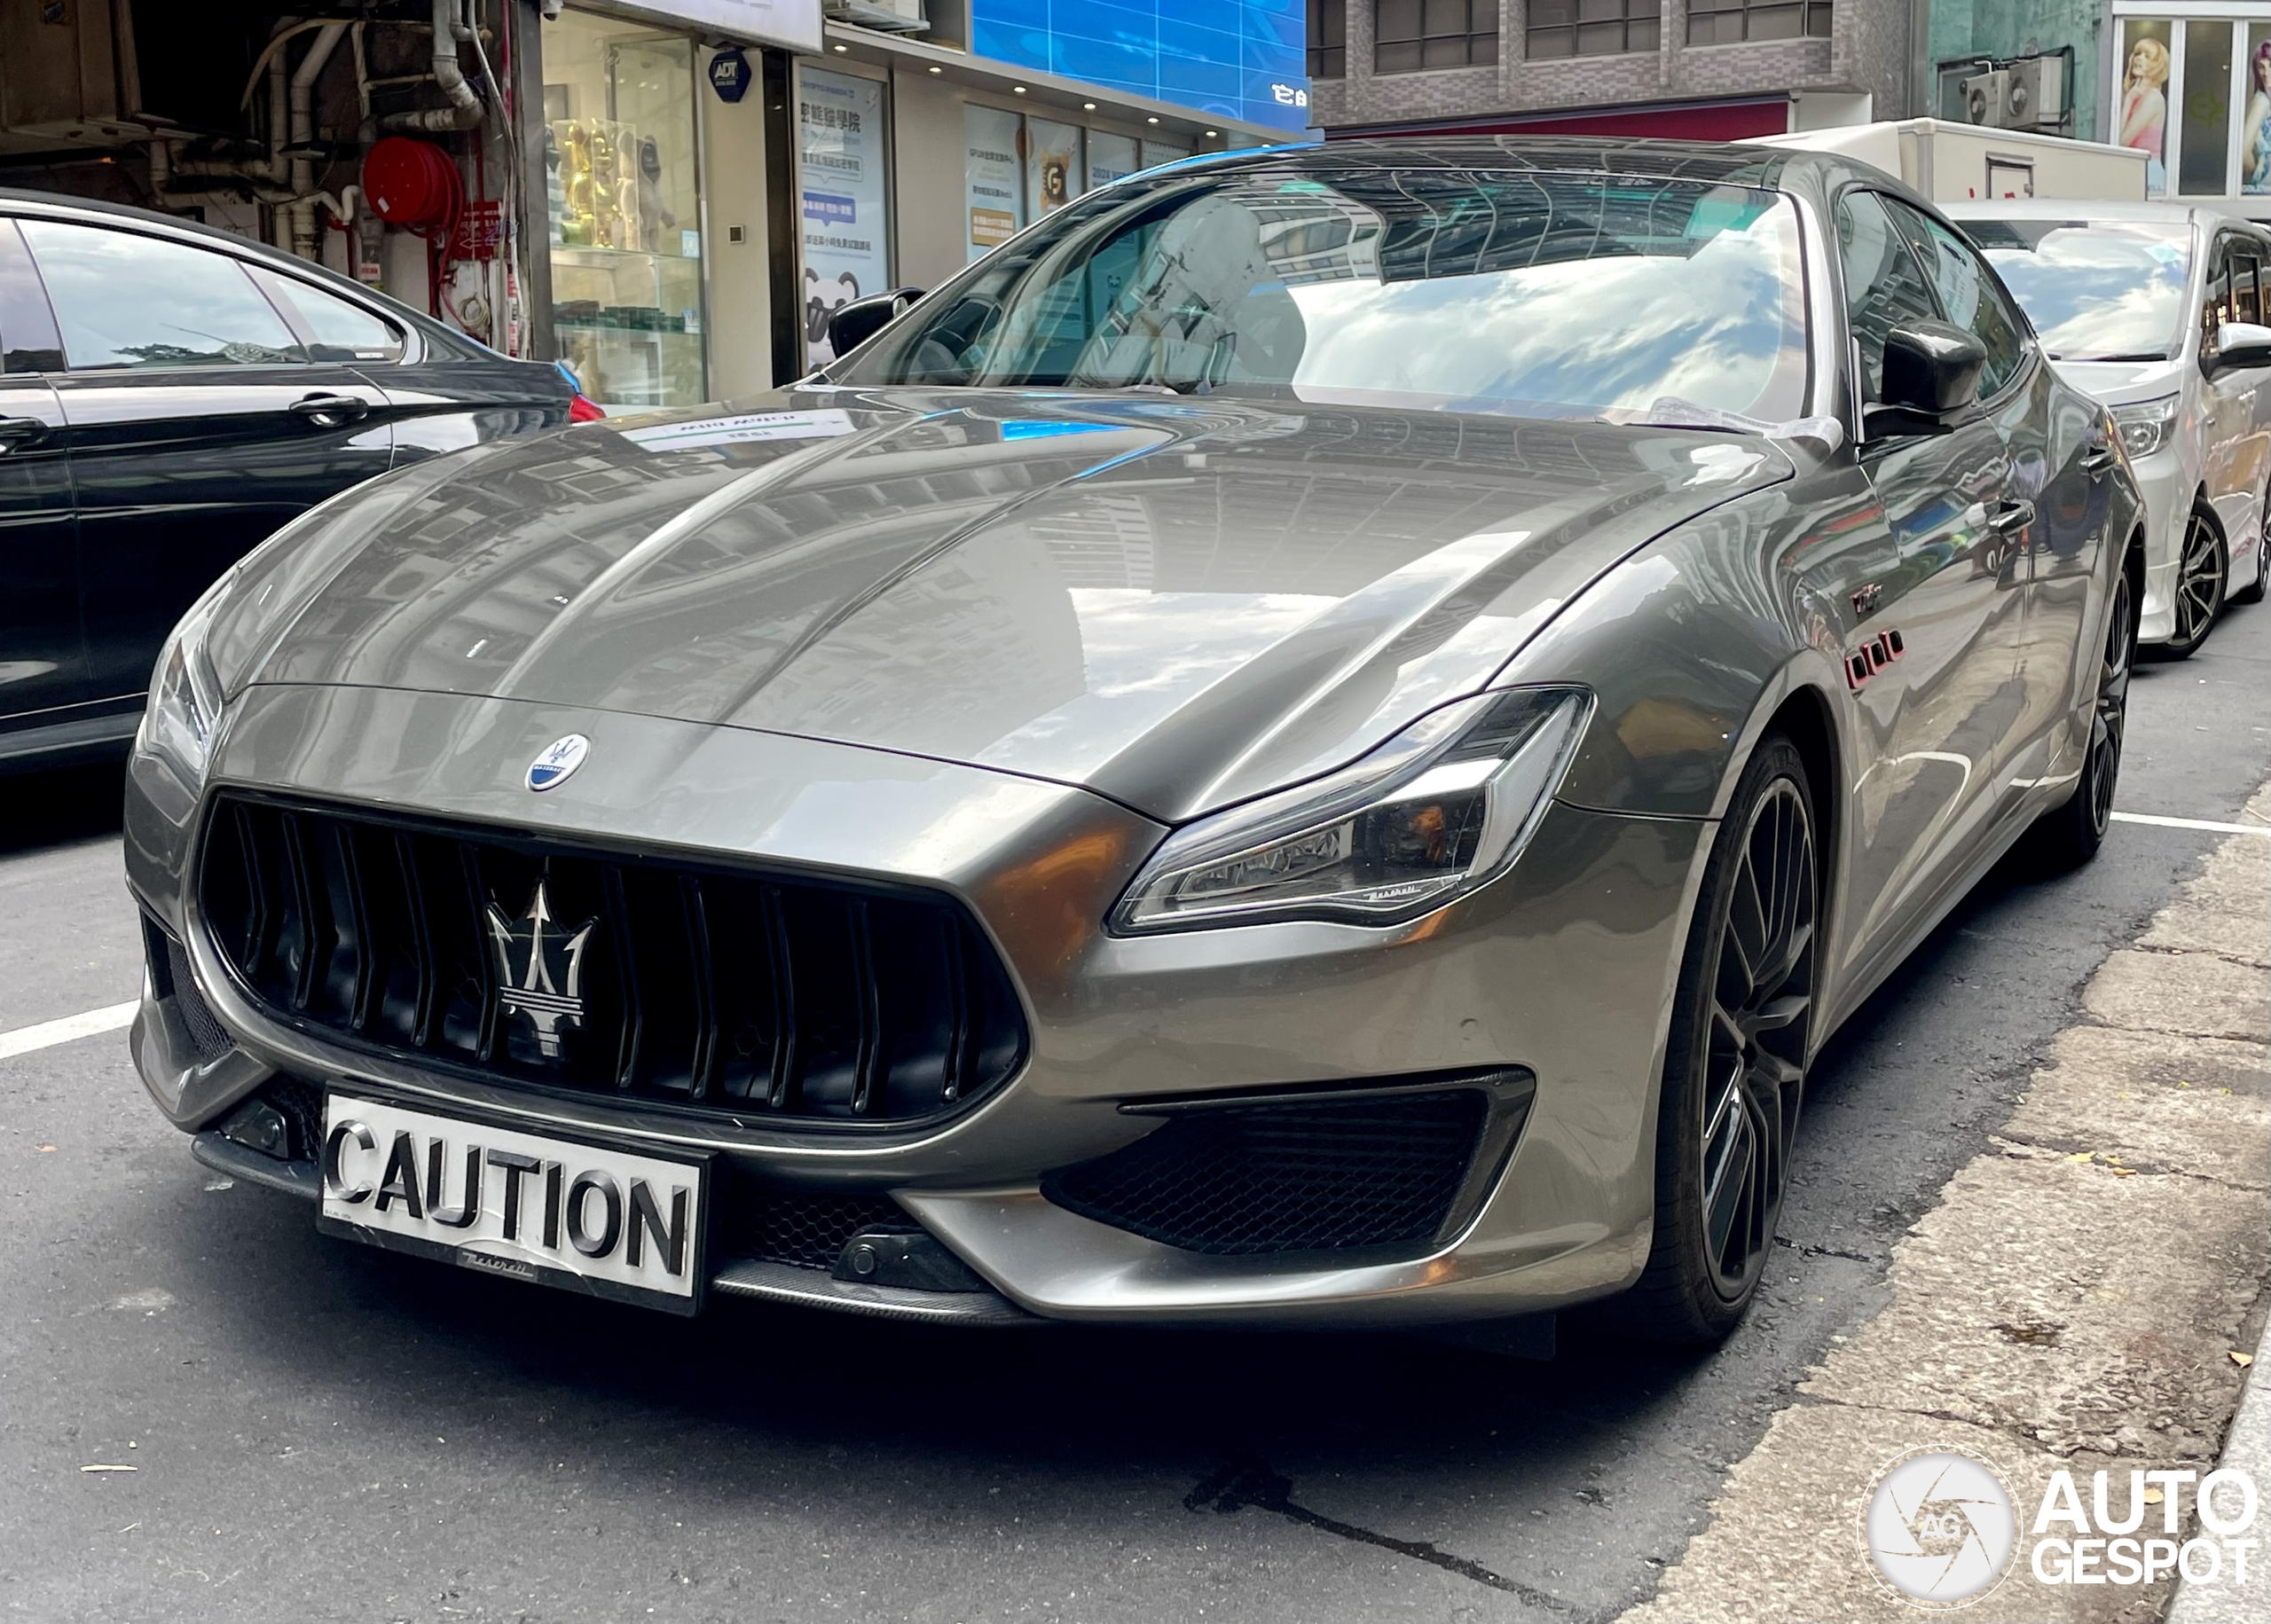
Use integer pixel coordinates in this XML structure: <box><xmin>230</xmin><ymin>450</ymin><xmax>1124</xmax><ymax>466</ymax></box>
<box><xmin>231</xmin><ymin>388</ymin><xmax>1791</xmax><ymax>821</ymax></box>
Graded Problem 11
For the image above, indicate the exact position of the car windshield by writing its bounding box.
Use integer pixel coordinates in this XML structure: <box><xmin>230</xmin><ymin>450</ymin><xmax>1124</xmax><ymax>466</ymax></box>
<box><xmin>836</xmin><ymin>168</ymin><xmax>1812</xmax><ymax>426</ymax></box>
<box><xmin>1959</xmin><ymin>218</ymin><xmax>2193</xmax><ymax>361</ymax></box>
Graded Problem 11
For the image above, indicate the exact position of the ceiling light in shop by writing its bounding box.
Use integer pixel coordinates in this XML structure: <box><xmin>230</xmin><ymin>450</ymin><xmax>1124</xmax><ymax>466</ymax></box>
<box><xmin>1012</xmin><ymin>85</ymin><xmax>1025</xmax><ymax>93</ymax></box>
<box><xmin>929</xmin><ymin>65</ymin><xmax>942</xmax><ymax>74</ymax></box>
<box><xmin>1082</xmin><ymin>102</ymin><xmax>1096</xmax><ymax>110</ymax></box>
<box><xmin>832</xmin><ymin>43</ymin><xmax>846</xmax><ymax>52</ymax></box>
<box><xmin>1146</xmin><ymin>116</ymin><xmax>1159</xmax><ymax>124</ymax></box>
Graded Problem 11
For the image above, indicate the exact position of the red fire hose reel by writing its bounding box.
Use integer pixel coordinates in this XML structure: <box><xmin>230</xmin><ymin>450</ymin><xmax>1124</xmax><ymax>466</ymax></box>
<box><xmin>361</xmin><ymin>136</ymin><xmax>462</xmax><ymax>229</ymax></box>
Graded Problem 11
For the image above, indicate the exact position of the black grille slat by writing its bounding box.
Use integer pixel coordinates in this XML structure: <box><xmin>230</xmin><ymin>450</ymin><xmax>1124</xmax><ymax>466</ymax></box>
<box><xmin>198</xmin><ymin>794</ymin><xmax>1026</xmax><ymax>1128</ymax></box>
<box><xmin>1043</xmin><ymin>1092</ymin><xmax>1490</xmax><ymax>1256</ymax></box>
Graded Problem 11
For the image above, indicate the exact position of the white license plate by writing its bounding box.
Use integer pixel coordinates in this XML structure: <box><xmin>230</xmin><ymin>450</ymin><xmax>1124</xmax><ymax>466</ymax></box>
<box><xmin>318</xmin><ymin>1093</ymin><xmax>708</xmax><ymax>1314</ymax></box>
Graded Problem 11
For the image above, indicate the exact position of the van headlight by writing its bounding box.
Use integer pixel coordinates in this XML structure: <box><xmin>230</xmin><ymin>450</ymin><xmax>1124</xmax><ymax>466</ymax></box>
<box><xmin>138</xmin><ymin>580</ymin><xmax>230</xmax><ymax>785</ymax></box>
<box><xmin>2110</xmin><ymin>394</ymin><xmax>2179</xmax><ymax>459</ymax></box>
<box><xmin>1111</xmin><ymin>686</ymin><xmax>1593</xmax><ymax>933</ymax></box>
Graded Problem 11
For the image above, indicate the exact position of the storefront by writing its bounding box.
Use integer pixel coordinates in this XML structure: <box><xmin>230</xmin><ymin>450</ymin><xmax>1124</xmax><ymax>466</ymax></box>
<box><xmin>2110</xmin><ymin>2</ymin><xmax>2271</xmax><ymax>205</ymax></box>
<box><xmin>524</xmin><ymin>3</ymin><xmax>1297</xmax><ymax>401</ymax></box>
<box><xmin>798</xmin><ymin>10</ymin><xmax>1296</xmax><ymax>365</ymax></box>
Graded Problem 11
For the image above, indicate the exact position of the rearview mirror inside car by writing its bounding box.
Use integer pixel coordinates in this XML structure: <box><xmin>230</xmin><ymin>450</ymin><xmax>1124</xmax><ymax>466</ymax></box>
<box><xmin>826</xmin><ymin>286</ymin><xmax>925</xmax><ymax>358</ymax></box>
<box><xmin>1866</xmin><ymin>319</ymin><xmax>1988</xmax><ymax>440</ymax></box>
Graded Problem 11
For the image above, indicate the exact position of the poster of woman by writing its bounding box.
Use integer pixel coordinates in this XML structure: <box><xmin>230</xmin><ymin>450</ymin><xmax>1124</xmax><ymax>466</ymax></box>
<box><xmin>2248</xmin><ymin>31</ymin><xmax>2271</xmax><ymax>195</ymax></box>
<box><xmin>2118</xmin><ymin>22</ymin><xmax>2172</xmax><ymax>195</ymax></box>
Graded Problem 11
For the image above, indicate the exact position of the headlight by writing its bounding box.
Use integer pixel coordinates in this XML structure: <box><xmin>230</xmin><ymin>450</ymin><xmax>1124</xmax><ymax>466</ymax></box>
<box><xmin>2110</xmin><ymin>394</ymin><xmax>2179</xmax><ymax>459</ymax></box>
<box><xmin>1112</xmin><ymin>686</ymin><xmax>1593</xmax><ymax>933</ymax></box>
<box><xmin>137</xmin><ymin>577</ymin><xmax>231</xmax><ymax>784</ymax></box>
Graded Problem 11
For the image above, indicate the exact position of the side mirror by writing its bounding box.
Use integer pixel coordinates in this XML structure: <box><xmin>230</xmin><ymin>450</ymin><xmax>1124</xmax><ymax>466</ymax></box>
<box><xmin>826</xmin><ymin>286</ymin><xmax>924</xmax><ymax>357</ymax></box>
<box><xmin>2209</xmin><ymin>320</ymin><xmax>2271</xmax><ymax>373</ymax></box>
<box><xmin>1866</xmin><ymin>319</ymin><xmax>1987</xmax><ymax>439</ymax></box>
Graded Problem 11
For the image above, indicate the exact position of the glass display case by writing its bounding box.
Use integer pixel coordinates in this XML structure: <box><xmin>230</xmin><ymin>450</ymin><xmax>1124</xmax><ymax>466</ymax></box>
<box><xmin>545</xmin><ymin>13</ymin><xmax>704</xmax><ymax>408</ymax></box>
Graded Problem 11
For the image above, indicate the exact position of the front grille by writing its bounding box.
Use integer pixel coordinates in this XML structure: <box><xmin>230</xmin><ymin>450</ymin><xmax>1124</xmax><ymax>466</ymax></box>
<box><xmin>1042</xmin><ymin>1090</ymin><xmax>1491</xmax><ymax>1256</ymax></box>
<box><xmin>197</xmin><ymin>793</ymin><xmax>1027</xmax><ymax>1126</ymax></box>
<box><xmin>144</xmin><ymin>916</ymin><xmax>235</xmax><ymax>1064</ymax></box>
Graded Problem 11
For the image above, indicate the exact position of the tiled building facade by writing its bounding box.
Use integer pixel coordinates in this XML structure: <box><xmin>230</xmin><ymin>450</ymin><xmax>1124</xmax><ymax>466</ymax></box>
<box><xmin>1308</xmin><ymin>2</ymin><xmax>1915</xmax><ymax>139</ymax></box>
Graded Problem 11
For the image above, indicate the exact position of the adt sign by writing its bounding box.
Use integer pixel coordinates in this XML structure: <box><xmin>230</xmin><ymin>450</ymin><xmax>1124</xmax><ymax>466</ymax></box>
<box><xmin>709</xmin><ymin>48</ymin><xmax>752</xmax><ymax>104</ymax></box>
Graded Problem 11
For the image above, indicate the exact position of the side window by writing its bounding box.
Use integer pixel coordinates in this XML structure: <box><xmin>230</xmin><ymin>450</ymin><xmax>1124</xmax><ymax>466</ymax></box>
<box><xmin>253</xmin><ymin>270</ymin><xmax>405</xmax><ymax>363</ymax></box>
<box><xmin>0</xmin><ymin>220</ymin><xmax>64</xmax><ymax>374</ymax></box>
<box><xmin>1835</xmin><ymin>191</ymin><xmax>1941</xmax><ymax>404</ymax></box>
<box><xmin>2235</xmin><ymin>251</ymin><xmax>2261</xmax><ymax>326</ymax></box>
<box><xmin>2202</xmin><ymin>237</ymin><xmax>2233</xmax><ymax>355</ymax></box>
<box><xmin>1887</xmin><ymin>200</ymin><xmax>2030</xmax><ymax>399</ymax></box>
<box><xmin>15</xmin><ymin>219</ymin><xmax>303</xmax><ymax>371</ymax></box>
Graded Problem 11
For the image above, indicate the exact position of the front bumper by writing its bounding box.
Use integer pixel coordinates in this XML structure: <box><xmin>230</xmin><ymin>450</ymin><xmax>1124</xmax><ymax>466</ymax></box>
<box><xmin>2130</xmin><ymin>451</ymin><xmax>2188</xmax><ymax>645</ymax></box>
<box><xmin>127</xmin><ymin>683</ymin><xmax>1707</xmax><ymax>1327</ymax></box>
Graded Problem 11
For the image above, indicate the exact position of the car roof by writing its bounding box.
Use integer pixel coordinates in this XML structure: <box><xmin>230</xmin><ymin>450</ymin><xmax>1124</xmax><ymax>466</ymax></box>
<box><xmin>0</xmin><ymin>184</ymin><xmax>489</xmax><ymax>359</ymax></box>
<box><xmin>1939</xmin><ymin>197</ymin><xmax>2242</xmax><ymax>229</ymax></box>
<box><xmin>1172</xmin><ymin>134</ymin><xmax>1890</xmax><ymax>199</ymax></box>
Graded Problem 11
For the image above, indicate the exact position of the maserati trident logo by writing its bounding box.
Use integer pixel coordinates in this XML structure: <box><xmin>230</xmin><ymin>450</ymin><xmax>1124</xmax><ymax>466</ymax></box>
<box><xmin>526</xmin><ymin>734</ymin><xmax>589</xmax><ymax>791</ymax></box>
<box><xmin>484</xmin><ymin>880</ymin><xmax>598</xmax><ymax>1059</ymax></box>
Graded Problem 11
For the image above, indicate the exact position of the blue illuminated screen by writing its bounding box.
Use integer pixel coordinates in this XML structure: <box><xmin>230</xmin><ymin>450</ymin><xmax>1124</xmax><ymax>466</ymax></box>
<box><xmin>970</xmin><ymin>1</ymin><xmax>1312</xmax><ymax>133</ymax></box>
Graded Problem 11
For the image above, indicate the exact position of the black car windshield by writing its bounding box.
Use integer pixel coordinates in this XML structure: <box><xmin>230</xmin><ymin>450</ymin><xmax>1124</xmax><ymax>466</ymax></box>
<box><xmin>836</xmin><ymin>168</ymin><xmax>1812</xmax><ymax>425</ymax></box>
<box><xmin>1960</xmin><ymin>218</ymin><xmax>2193</xmax><ymax>361</ymax></box>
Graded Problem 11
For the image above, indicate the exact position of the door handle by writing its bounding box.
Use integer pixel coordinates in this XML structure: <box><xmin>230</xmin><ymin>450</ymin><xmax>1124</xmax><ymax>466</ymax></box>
<box><xmin>289</xmin><ymin>392</ymin><xmax>371</xmax><ymax>428</ymax></box>
<box><xmin>1988</xmin><ymin>499</ymin><xmax>2035</xmax><ymax>533</ymax></box>
<box><xmin>0</xmin><ymin>414</ymin><xmax>47</xmax><ymax>451</ymax></box>
<box><xmin>2081</xmin><ymin>448</ymin><xmax>2118</xmax><ymax>478</ymax></box>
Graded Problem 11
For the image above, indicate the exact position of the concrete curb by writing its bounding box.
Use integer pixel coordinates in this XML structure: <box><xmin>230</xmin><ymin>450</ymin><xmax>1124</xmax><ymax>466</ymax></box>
<box><xmin>2165</xmin><ymin>1316</ymin><xmax>2271</xmax><ymax>1623</ymax></box>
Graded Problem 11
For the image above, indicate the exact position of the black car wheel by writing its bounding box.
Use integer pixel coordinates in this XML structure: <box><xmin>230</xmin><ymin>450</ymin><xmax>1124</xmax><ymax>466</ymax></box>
<box><xmin>2232</xmin><ymin>491</ymin><xmax>2270</xmax><ymax>606</ymax></box>
<box><xmin>2164</xmin><ymin>506</ymin><xmax>2227</xmax><ymax>657</ymax></box>
<box><xmin>1623</xmin><ymin>734</ymin><xmax>1817</xmax><ymax>1345</ymax></box>
<box><xmin>2031</xmin><ymin>554</ymin><xmax>2135</xmax><ymax>869</ymax></box>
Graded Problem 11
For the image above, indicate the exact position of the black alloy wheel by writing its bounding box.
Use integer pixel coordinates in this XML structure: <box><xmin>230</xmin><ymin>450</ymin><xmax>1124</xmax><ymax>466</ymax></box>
<box><xmin>2031</xmin><ymin>555</ymin><xmax>2135</xmax><ymax>869</ymax></box>
<box><xmin>1623</xmin><ymin>734</ymin><xmax>1818</xmax><ymax>1345</ymax></box>
<box><xmin>2165</xmin><ymin>506</ymin><xmax>2227</xmax><ymax>656</ymax></box>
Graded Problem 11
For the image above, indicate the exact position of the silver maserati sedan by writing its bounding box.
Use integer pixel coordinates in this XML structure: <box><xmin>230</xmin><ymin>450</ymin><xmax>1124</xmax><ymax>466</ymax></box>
<box><xmin>124</xmin><ymin>140</ymin><xmax>2142</xmax><ymax>1345</ymax></box>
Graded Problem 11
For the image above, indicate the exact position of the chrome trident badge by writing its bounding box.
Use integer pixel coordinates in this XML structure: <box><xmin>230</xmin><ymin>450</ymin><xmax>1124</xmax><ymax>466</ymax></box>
<box><xmin>483</xmin><ymin>879</ymin><xmax>598</xmax><ymax>1059</ymax></box>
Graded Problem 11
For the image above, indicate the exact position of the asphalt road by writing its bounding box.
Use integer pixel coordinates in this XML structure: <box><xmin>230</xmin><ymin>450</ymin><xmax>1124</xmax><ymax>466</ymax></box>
<box><xmin>3</xmin><ymin>593</ymin><xmax>2266</xmax><ymax>1624</ymax></box>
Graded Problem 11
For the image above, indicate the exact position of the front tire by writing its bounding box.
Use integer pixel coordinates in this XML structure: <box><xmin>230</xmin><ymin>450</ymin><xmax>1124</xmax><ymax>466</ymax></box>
<box><xmin>2031</xmin><ymin>553</ymin><xmax>2135</xmax><ymax>870</ymax></box>
<box><xmin>2162</xmin><ymin>506</ymin><xmax>2227</xmax><ymax>657</ymax></box>
<box><xmin>1622</xmin><ymin>734</ymin><xmax>1819</xmax><ymax>1345</ymax></box>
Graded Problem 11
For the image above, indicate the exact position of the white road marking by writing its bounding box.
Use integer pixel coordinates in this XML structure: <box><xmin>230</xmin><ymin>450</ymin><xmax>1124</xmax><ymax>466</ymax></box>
<box><xmin>2110</xmin><ymin>811</ymin><xmax>2271</xmax><ymax>837</ymax></box>
<box><xmin>0</xmin><ymin>1000</ymin><xmax>138</xmax><ymax>1061</ymax></box>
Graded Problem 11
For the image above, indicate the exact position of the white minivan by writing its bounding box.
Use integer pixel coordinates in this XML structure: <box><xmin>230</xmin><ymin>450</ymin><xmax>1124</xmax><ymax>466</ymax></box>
<box><xmin>1949</xmin><ymin>200</ymin><xmax>2270</xmax><ymax>655</ymax></box>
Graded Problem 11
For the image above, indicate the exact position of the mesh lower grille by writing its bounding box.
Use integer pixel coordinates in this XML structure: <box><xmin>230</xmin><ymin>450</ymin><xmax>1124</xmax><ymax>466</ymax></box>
<box><xmin>1042</xmin><ymin>1090</ymin><xmax>1489</xmax><ymax>1256</ymax></box>
<box><xmin>715</xmin><ymin>1172</ymin><xmax>909</xmax><ymax>1271</ymax></box>
<box><xmin>262</xmin><ymin>1075</ymin><xmax>327</xmax><ymax>1163</ymax></box>
<box><xmin>144</xmin><ymin>916</ymin><xmax>235</xmax><ymax>1064</ymax></box>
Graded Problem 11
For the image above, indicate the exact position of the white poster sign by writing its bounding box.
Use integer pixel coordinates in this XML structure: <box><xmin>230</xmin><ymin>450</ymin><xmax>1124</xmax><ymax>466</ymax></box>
<box><xmin>800</xmin><ymin>68</ymin><xmax>888</xmax><ymax>365</ymax></box>
<box><xmin>966</xmin><ymin>105</ymin><xmax>1026</xmax><ymax>263</ymax></box>
<box><xmin>1088</xmin><ymin>130</ymin><xmax>1140</xmax><ymax>191</ymax></box>
<box><xmin>1025</xmin><ymin>117</ymin><xmax>1084</xmax><ymax>217</ymax></box>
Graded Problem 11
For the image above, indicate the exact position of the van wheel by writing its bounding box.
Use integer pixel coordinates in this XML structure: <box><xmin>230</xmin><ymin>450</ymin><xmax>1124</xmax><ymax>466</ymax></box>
<box><xmin>2233</xmin><ymin>492</ymin><xmax>2269</xmax><ymax>605</ymax></box>
<box><xmin>2164</xmin><ymin>507</ymin><xmax>2227</xmax><ymax>656</ymax></box>
<box><xmin>1621</xmin><ymin>734</ymin><xmax>1817</xmax><ymax>1345</ymax></box>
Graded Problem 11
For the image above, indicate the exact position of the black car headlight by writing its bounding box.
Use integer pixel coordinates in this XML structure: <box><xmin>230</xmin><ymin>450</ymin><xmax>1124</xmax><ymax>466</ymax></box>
<box><xmin>137</xmin><ymin>580</ymin><xmax>230</xmax><ymax>785</ymax></box>
<box><xmin>1112</xmin><ymin>686</ymin><xmax>1593</xmax><ymax>933</ymax></box>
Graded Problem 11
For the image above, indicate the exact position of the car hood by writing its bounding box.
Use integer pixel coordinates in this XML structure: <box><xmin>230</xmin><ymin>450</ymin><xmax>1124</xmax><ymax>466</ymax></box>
<box><xmin>2051</xmin><ymin>356</ymin><xmax>2188</xmax><ymax>403</ymax></box>
<box><xmin>224</xmin><ymin>388</ymin><xmax>1792</xmax><ymax>822</ymax></box>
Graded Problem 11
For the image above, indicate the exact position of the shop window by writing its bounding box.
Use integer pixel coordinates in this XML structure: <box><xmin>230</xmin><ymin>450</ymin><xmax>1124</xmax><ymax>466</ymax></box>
<box><xmin>544</xmin><ymin>10</ymin><xmax>704</xmax><ymax>409</ymax></box>
<box><xmin>2179</xmin><ymin>20</ymin><xmax>2234</xmax><ymax>197</ymax></box>
<box><xmin>1686</xmin><ymin>1</ymin><xmax>1832</xmax><ymax>47</ymax></box>
<box><xmin>1308</xmin><ymin>1</ymin><xmax>1348</xmax><ymax>80</ymax></box>
<box><xmin>1375</xmin><ymin>0</ymin><xmax>1497</xmax><ymax>74</ymax></box>
<box><xmin>800</xmin><ymin>68</ymin><xmax>891</xmax><ymax>366</ymax></box>
<box><xmin>1528</xmin><ymin>2</ymin><xmax>1660</xmax><ymax>60</ymax></box>
<box><xmin>2247</xmin><ymin>23</ymin><xmax>2271</xmax><ymax>196</ymax></box>
<box><xmin>2114</xmin><ymin>17</ymin><xmax>2173</xmax><ymax>195</ymax></box>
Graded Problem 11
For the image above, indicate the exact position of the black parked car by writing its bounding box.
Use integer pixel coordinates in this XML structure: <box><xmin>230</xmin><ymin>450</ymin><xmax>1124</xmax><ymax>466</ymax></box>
<box><xmin>0</xmin><ymin>189</ymin><xmax>578</xmax><ymax>773</ymax></box>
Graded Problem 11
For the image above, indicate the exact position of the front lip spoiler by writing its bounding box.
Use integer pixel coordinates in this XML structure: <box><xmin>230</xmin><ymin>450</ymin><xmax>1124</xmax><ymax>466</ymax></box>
<box><xmin>191</xmin><ymin>1132</ymin><xmax>1046</xmax><ymax>1325</ymax></box>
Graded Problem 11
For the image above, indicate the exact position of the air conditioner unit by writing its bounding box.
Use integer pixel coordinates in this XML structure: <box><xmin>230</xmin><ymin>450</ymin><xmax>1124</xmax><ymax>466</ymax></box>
<box><xmin>823</xmin><ymin>0</ymin><xmax>928</xmax><ymax>33</ymax></box>
<box><xmin>1963</xmin><ymin>58</ymin><xmax>2064</xmax><ymax>129</ymax></box>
